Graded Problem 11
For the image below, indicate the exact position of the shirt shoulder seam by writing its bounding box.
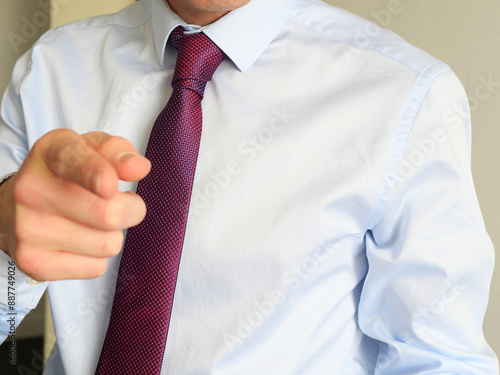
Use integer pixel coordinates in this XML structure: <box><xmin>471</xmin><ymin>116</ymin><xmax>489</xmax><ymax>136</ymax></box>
<box><xmin>14</xmin><ymin>7</ymin><xmax>152</xmax><ymax>93</ymax></box>
<box><xmin>289</xmin><ymin>13</ymin><xmax>449</xmax><ymax>82</ymax></box>
<box><xmin>364</xmin><ymin>70</ymin><xmax>452</xmax><ymax>230</ymax></box>
<box><xmin>38</xmin><ymin>12</ymin><xmax>152</xmax><ymax>40</ymax></box>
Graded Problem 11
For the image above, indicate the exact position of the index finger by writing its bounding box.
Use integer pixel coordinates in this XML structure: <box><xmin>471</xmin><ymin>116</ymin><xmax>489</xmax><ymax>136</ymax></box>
<box><xmin>82</xmin><ymin>132</ymin><xmax>151</xmax><ymax>183</ymax></box>
<box><xmin>38</xmin><ymin>129</ymin><xmax>119</xmax><ymax>198</ymax></box>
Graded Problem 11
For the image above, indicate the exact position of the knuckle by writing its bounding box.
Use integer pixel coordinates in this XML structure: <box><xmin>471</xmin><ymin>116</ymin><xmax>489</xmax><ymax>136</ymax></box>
<box><xmin>13</xmin><ymin>212</ymin><xmax>35</xmax><ymax>245</ymax></box>
<box><xmin>83</xmin><ymin>132</ymin><xmax>108</xmax><ymax>148</ymax></box>
<box><xmin>98</xmin><ymin>199</ymin><xmax>123</xmax><ymax>229</ymax></box>
<box><xmin>12</xmin><ymin>174</ymin><xmax>37</xmax><ymax>207</ymax></box>
<box><xmin>88</xmin><ymin>202</ymin><xmax>101</xmax><ymax>228</ymax></box>
<box><xmin>99</xmin><ymin>231</ymin><xmax>124</xmax><ymax>258</ymax></box>
<box><xmin>34</xmin><ymin>129</ymin><xmax>79</xmax><ymax>176</ymax></box>
<box><xmin>98</xmin><ymin>135</ymin><xmax>128</xmax><ymax>155</ymax></box>
<box><xmin>29</xmin><ymin>133</ymin><xmax>51</xmax><ymax>156</ymax></box>
<box><xmin>52</xmin><ymin>145</ymin><xmax>80</xmax><ymax>175</ymax></box>
<box><xmin>89</xmin><ymin>198</ymin><xmax>108</xmax><ymax>228</ymax></box>
<box><xmin>15</xmin><ymin>246</ymin><xmax>45</xmax><ymax>280</ymax></box>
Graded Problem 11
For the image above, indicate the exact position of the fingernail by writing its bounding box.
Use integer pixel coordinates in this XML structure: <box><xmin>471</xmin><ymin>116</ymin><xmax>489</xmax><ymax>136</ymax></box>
<box><xmin>118</xmin><ymin>153</ymin><xmax>143</xmax><ymax>163</ymax></box>
<box><xmin>27</xmin><ymin>278</ymin><xmax>41</xmax><ymax>285</ymax></box>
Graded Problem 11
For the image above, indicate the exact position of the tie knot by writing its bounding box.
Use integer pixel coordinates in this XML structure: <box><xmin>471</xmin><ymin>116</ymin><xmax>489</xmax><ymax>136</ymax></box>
<box><xmin>168</xmin><ymin>26</ymin><xmax>225</xmax><ymax>99</ymax></box>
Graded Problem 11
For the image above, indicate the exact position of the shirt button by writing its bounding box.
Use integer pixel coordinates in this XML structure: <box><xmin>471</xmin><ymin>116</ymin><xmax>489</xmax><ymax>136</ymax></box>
<box><xmin>27</xmin><ymin>278</ymin><xmax>40</xmax><ymax>285</ymax></box>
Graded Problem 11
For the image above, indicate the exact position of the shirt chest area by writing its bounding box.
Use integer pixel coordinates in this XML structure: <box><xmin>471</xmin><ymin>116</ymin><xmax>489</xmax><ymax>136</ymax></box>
<box><xmin>47</xmin><ymin>57</ymin><xmax>400</xmax><ymax>269</ymax></box>
<box><xmin>176</xmin><ymin>87</ymin><xmax>390</xmax><ymax>278</ymax></box>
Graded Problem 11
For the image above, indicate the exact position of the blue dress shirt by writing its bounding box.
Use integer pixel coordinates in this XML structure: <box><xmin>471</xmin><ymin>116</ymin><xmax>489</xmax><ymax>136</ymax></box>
<box><xmin>0</xmin><ymin>0</ymin><xmax>498</xmax><ymax>373</ymax></box>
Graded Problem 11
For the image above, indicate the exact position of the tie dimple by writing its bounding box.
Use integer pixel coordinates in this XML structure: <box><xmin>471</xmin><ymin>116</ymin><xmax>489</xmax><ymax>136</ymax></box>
<box><xmin>96</xmin><ymin>26</ymin><xmax>225</xmax><ymax>375</ymax></box>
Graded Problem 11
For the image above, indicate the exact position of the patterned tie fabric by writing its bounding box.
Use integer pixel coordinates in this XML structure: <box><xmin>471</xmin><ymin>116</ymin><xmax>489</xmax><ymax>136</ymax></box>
<box><xmin>95</xmin><ymin>26</ymin><xmax>225</xmax><ymax>374</ymax></box>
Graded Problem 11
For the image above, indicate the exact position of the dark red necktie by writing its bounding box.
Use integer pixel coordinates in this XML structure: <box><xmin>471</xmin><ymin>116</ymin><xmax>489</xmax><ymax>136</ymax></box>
<box><xmin>95</xmin><ymin>26</ymin><xmax>225</xmax><ymax>374</ymax></box>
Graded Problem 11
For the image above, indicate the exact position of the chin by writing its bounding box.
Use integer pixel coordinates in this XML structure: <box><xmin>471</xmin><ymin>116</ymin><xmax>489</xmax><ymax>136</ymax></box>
<box><xmin>178</xmin><ymin>0</ymin><xmax>251</xmax><ymax>12</ymax></box>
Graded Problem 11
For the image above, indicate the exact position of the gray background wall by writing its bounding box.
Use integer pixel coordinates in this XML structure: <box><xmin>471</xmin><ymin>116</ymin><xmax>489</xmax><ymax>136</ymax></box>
<box><xmin>0</xmin><ymin>1</ymin><xmax>50</xmax><ymax>106</ymax></box>
<box><xmin>1</xmin><ymin>0</ymin><xmax>498</xmax><ymax>361</ymax></box>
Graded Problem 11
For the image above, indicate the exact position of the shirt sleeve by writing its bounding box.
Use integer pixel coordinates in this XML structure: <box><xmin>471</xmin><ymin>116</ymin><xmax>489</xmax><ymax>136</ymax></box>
<box><xmin>0</xmin><ymin>49</ymin><xmax>32</xmax><ymax>175</ymax></box>
<box><xmin>0</xmin><ymin>49</ymin><xmax>49</xmax><ymax>344</ymax></box>
<box><xmin>0</xmin><ymin>251</ymin><xmax>48</xmax><ymax>343</ymax></box>
<box><xmin>359</xmin><ymin>69</ymin><xmax>499</xmax><ymax>374</ymax></box>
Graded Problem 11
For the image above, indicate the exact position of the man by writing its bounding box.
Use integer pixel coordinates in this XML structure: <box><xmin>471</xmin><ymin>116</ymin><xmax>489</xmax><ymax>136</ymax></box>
<box><xmin>0</xmin><ymin>0</ymin><xmax>498</xmax><ymax>373</ymax></box>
